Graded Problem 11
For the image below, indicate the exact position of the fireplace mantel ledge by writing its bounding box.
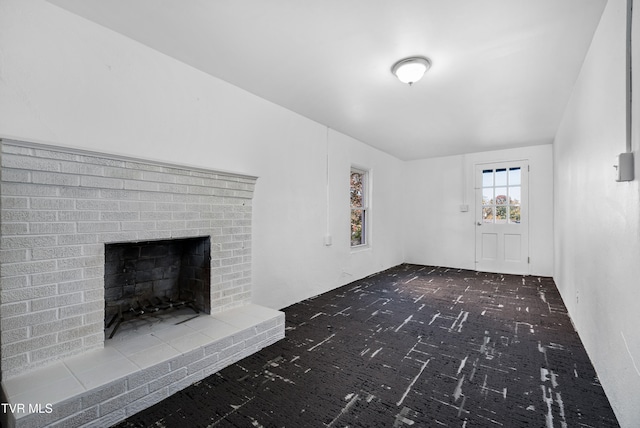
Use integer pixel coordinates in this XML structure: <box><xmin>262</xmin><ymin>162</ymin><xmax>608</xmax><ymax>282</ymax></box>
<box><xmin>0</xmin><ymin>304</ymin><xmax>285</xmax><ymax>428</ymax></box>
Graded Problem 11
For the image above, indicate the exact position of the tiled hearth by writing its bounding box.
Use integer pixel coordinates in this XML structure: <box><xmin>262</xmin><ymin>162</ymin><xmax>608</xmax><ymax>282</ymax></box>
<box><xmin>0</xmin><ymin>140</ymin><xmax>285</xmax><ymax>427</ymax></box>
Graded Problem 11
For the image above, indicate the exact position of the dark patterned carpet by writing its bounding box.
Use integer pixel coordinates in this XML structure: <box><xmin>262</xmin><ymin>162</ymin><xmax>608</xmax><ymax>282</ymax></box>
<box><xmin>114</xmin><ymin>264</ymin><xmax>619</xmax><ymax>427</ymax></box>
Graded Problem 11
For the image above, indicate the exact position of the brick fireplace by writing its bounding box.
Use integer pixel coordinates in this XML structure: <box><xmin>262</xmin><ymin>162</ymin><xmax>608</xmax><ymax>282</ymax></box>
<box><xmin>0</xmin><ymin>140</ymin><xmax>284</xmax><ymax>427</ymax></box>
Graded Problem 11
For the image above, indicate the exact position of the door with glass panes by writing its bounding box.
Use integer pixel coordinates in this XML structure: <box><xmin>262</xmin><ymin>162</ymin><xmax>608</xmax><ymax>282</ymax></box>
<box><xmin>475</xmin><ymin>161</ymin><xmax>529</xmax><ymax>274</ymax></box>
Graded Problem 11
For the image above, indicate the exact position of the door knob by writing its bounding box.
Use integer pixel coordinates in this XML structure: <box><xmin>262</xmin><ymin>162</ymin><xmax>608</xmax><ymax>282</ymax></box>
<box><xmin>477</xmin><ymin>221</ymin><xmax>482</xmax><ymax>226</ymax></box>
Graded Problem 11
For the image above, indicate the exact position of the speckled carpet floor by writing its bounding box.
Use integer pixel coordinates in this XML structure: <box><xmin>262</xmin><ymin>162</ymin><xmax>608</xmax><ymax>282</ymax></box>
<box><xmin>114</xmin><ymin>264</ymin><xmax>619</xmax><ymax>427</ymax></box>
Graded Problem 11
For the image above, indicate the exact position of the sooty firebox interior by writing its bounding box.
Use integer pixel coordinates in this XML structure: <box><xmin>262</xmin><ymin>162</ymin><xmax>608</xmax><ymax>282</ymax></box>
<box><xmin>104</xmin><ymin>236</ymin><xmax>211</xmax><ymax>338</ymax></box>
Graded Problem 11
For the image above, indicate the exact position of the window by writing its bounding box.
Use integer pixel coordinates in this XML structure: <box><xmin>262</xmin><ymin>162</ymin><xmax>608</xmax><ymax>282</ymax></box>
<box><xmin>481</xmin><ymin>167</ymin><xmax>521</xmax><ymax>224</ymax></box>
<box><xmin>350</xmin><ymin>168</ymin><xmax>368</xmax><ymax>247</ymax></box>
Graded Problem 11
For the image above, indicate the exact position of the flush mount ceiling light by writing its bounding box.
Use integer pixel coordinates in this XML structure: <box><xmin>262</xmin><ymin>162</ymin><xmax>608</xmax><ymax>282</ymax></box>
<box><xmin>391</xmin><ymin>56</ymin><xmax>432</xmax><ymax>86</ymax></box>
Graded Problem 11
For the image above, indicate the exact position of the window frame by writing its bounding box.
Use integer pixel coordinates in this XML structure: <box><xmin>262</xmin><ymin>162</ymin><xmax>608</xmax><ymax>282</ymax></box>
<box><xmin>350</xmin><ymin>166</ymin><xmax>369</xmax><ymax>248</ymax></box>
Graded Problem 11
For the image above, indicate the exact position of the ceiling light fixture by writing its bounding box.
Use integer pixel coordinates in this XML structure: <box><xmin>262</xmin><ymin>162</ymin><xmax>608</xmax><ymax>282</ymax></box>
<box><xmin>391</xmin><ymin>56</ymin><xmax>432</xmax><ymax>86</ymax></box>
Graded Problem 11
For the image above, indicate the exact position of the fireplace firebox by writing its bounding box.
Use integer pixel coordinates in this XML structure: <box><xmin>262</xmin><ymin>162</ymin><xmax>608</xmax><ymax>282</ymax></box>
<box><xmin>104</xmin><ymin>237</ymin><xmax>211</xmax><ymax>338</ymax></box>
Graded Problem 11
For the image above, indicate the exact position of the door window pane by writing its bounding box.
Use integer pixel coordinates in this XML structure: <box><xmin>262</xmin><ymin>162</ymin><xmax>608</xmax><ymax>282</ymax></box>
<box><xmin>509</xmin><ymin>206</ymin><xmax>521</xmax><ymax>223</ymax></box>
<box><xmin>495</xmin><ymin>168</ymin><xmax>507</xmax><ymax>186</ymax></box>
<box><xmin>509</xmin><ymin>167</ymin><xmax>521</xmax><ymax>185</ymax></box>
<box><xmin>483</xmin><ymin>206</ymin><xmax>494</xmax><ymax>222</ymax></box>
<box><xmin>508</xmin><ymin>187</ymin><xmax>521</xmax><ymax>204</ymax></box>
<box><xmin>495</xmin><ymin>188</ymin><xmax>507</xmax><ymax>205</ymax></box>
<box><xmin>482</xmin><ymin>188</ymin><xmax>493</xmax><ymax>205</ymax></box>
<box><xmin>482</xmin><ymin>170</ymin><xmax>493</xmax><ymax>187</ymax></box>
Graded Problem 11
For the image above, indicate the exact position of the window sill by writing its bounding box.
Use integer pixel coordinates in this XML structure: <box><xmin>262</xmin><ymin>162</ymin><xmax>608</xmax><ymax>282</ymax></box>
<box><xmin>350</xmin><ymin>244</ymin><xmax>371</xmax><ymax>253</ymax></box>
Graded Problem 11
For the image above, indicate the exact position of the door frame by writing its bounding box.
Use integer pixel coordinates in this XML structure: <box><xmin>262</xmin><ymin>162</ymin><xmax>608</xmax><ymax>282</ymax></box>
<box><xmin>474</xmin><ymin>160</ymin><xmax>529</xmax><ymax>275</ymax></box>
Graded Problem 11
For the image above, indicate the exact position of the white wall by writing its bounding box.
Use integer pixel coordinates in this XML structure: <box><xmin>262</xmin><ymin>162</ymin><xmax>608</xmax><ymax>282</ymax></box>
<box><xmin>0</xmin><ymin>0</ymin><xmax>404</xmax><ymax>311</ymax></box>
<box><xmin>403</xmin><ymin>145</ymin><xmax>554</xmax><ymax>276</ymax></box>
<box><xmin>5</xmin><ymin>2</ymin><xmax>637</xmax><ymax>424</ymax></box>
<box><xmin>553</xmin><ymin>0</ymin><xmax>640</xmax><ymax>426</ymax></box>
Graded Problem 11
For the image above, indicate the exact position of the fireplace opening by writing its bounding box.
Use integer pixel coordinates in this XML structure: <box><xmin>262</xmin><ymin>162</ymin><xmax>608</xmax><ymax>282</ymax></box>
<box><xmin>104</xmin><ymin>236</ymin><xmax>211</xmax><ymax>338</ymax></box>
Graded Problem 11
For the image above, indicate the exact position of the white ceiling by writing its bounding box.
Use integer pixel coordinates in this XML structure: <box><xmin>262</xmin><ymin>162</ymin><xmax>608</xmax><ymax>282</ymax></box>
<box><xmin>49</xmin><ymin>0</ymin><xmax>607</xmax><ymax>160</ymax></box>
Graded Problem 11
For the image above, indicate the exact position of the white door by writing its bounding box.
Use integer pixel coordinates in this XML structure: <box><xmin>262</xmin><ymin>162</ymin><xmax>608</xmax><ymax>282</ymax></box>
<box><xmin>475</xmin><ymin>161</ymin><xmax>529</xmax><ymax>275</ymax></box>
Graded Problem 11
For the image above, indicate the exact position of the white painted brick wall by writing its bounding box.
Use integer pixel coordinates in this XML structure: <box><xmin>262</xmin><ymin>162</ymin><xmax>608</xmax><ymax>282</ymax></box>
<box><xmin>0</xmin><ymin>139</ymin><xmax>258</xmax><ymax>379</ymax></box>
